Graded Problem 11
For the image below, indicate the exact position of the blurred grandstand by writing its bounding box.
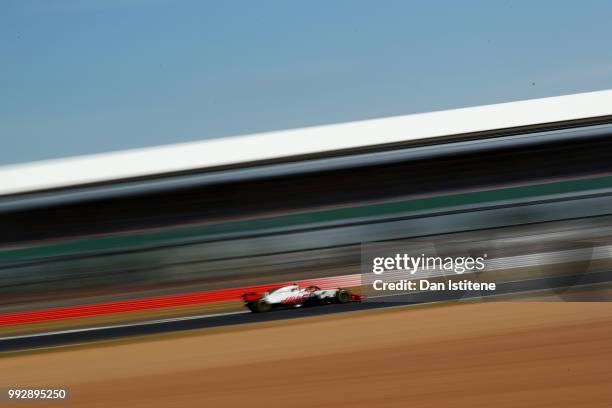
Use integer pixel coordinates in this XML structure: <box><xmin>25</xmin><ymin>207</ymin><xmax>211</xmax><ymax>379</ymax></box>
<box><xmin>2</xmin><ymin>90</ymin><xmax>612</xmax><ymax>329</ymax></box>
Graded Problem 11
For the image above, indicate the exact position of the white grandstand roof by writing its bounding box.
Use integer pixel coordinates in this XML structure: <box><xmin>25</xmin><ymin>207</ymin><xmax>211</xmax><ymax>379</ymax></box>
<box><xmin>1</xmin><ymin>89</ymin><xmax>612</xmax><ymax>196</ymax></box>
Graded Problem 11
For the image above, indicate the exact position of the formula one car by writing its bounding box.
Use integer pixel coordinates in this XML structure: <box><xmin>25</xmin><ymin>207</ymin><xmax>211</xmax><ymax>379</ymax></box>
<box><xmin>242</xmin><ymin>284</ymin><xmax>361</xmax><ymax>313</ymax></box>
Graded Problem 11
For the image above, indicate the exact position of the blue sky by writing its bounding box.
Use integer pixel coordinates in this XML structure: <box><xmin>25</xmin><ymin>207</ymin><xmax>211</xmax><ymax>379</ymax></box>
<box><xmin>2</xmin><ymin>0</ymin><xmax>612</xmax><ymax>165</ymax></box>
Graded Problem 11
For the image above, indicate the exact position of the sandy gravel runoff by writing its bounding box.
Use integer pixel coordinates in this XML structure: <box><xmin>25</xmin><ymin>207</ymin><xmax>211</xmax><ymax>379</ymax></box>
<box><xmin>1</xmin><ymin>302</ymin><xmax>612</xmax><ymax>407</ymax></box>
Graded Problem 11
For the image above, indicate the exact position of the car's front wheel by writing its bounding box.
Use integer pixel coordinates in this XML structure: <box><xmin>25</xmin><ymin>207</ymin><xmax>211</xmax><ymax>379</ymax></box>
<box><xmin>336</xmin><ymin>289</ymin><xmax>351</xmax><ymax>304</ymax></box>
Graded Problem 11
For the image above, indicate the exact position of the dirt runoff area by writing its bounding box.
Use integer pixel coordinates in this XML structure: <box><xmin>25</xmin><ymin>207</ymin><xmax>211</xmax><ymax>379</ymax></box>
<box><xmin>1</xmin><ymin>302</ymin><xmax>612</xmax><ymax>408</ymax></box>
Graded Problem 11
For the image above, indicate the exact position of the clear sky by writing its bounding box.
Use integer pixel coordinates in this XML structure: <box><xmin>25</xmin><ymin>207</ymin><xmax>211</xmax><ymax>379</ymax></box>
<box><xmin>2</xmin><ymin>0</ymin><xmax>612</xmax><ymax>165</ymax></box>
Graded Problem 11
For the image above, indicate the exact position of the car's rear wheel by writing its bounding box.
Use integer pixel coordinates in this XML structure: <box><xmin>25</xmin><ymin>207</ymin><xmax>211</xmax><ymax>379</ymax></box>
<box><xmin>250</xmin><ymin>299</ymin><xmax>272</xmax><ymax>313</ymax></box>
<box><xmin>336</xmin><ymin>289</ymin><xmax>351</xmax><ymax>304</ymax></box>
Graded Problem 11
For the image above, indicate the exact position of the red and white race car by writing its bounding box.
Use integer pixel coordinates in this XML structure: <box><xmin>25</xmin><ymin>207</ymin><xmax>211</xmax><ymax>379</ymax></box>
<box><xmin>241</xmin><ymin>284</ymin><xmax>361</xmax><ymax>313</ymax></box>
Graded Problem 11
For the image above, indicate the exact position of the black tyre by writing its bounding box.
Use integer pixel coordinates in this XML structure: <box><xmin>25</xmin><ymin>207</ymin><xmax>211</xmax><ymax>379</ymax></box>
<box><xmin>250</xmin><ymin>299</ymin><xmax>272</xmax><ymax>313</ymax></box>
<box><xmin>336</xmin><ymin>289</ymin><xmax>351</xmax><ymax>304</ymax></box>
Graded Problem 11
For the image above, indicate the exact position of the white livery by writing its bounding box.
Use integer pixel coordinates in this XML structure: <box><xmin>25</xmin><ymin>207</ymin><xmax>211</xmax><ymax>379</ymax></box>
<box><xmin>242</xmin><ymin>284</ymin><xmax>360</xmax><ymax>313</ymax></box>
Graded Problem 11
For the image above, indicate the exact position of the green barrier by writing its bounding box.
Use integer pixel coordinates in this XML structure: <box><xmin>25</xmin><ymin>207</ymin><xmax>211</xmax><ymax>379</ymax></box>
<box><xmin>2</xmin><ymin>175</ymin><xmax>612</xmax><ymax>262</ymax></box>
